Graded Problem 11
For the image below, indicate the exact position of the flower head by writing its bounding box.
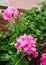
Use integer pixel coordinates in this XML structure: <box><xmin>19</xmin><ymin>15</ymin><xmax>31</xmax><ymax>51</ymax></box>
<box><xmin>40</xmin><ymin>53</ymin><xmax>46</xmax><ymax>65</ymax></box>
<box><xmin>15</xmin><ymin>34</ymin><xmax>38</xmax><ymax>58</ymax></box>
<box><xmin>3</xmin><ymin>7</ymin><xmax>19</xmax><ymax>20</ymax></box>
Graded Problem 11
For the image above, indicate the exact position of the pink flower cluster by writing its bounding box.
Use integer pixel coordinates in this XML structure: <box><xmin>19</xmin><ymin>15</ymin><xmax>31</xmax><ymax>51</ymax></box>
<box><xmin>3</xmin><ymin>7</ymin><xmax>19</xmax><ymax>20</ymax></box>
<box><xmin>15</xmin><ymin>34</ymin><xmax>38</xmax><ymax>58</ymax></box>
<box><xmin>40</xmin><ymin>53</ymin><xmax>46</xmax><ymax>65</ymax></box>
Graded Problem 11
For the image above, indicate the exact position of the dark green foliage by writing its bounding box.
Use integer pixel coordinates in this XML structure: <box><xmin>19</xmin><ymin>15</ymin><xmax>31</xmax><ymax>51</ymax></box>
<box><xmin>0</xmin><ymin>2</ymin><xmax>46</xmax><ymax>65</ymax></box>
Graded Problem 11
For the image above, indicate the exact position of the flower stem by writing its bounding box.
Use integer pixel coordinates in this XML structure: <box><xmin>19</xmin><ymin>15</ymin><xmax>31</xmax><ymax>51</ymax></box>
<box><xmin>15</xmin><ymin>54</ymin><xmax>25</xmax><ymax>65</ymax></box>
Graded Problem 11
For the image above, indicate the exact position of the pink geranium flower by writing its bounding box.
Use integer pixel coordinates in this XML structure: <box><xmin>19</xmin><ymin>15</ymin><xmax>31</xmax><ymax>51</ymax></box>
<box><xmin>40</xmin><ymin>53</ymin><xmax>46</xmax><ymax>65</ymax></box>
<box><xmin>3</xmin><ymin>7</ymin><xmax>19</xmax><ymax>20</ymax></box>
<box><xmin>15</xmin><ymin>34</ymin><xmax>38</xmax><ymax>58</ymax></box>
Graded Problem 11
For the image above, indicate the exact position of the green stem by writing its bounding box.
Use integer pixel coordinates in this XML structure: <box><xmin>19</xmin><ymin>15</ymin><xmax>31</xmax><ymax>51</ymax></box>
<box><xmin>15</xmin><ymin>54</ymin><xmax>25</xmax><ymax>65</ymax></box>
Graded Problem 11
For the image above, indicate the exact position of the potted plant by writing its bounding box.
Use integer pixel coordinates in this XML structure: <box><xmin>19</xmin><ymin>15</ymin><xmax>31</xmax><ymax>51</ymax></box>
<box><xmin>0</xmin><ymin>1</ymin><xmax>46</xmax><ymax>65</ymax></box>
